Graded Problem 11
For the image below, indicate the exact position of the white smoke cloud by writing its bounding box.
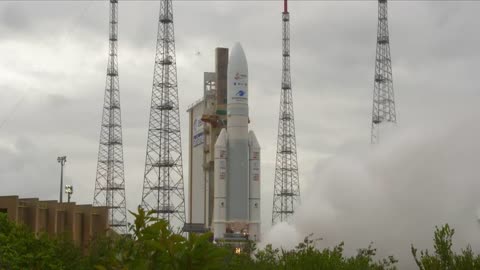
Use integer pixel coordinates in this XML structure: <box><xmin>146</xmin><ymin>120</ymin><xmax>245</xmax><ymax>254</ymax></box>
<box><xmin>262</xmin><ymin>221</ymin><xmax>302</xmax><ymax>250</ymax></box>
<box><xmin>264</xmin><ymin>110</ymin><xmax>480</xmax><ymax>268</ymax></box>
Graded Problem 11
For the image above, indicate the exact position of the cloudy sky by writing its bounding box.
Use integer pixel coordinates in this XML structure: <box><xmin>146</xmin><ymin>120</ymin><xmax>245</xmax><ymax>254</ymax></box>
<box><xmin>1</xmin><ymin>0</ymin><xmax>480</xmax><ymax>266</ymax></box>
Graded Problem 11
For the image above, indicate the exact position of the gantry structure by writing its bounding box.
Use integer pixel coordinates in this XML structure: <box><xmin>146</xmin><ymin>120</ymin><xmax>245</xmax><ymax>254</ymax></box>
<box><xmin>371</xmin><ymin>0</ymin><xmax>396</xmax><ymax>144</ymax></box>
<box><xmin>93</xmin><ymin>0</ymin><xmax>128</xmax><ymax>234</ymax></box>
<box><xmin>141</xmin><ymin>0</ymin><xmax>186</xmax><ymax>230</ymax></box>
<box><xmin>272</xmin><ymin>0</ymin><xmax>301</xmax><ymax>225</ymax></box>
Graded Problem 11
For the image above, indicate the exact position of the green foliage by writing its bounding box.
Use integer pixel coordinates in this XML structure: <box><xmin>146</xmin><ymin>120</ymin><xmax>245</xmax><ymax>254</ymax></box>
<box><xmin>227</xmin><ymin>235</ymin><xmax>397</xmax><ymax>270</ymax></box>
<box><xmin>0</xmin><ymin>210</ymin><xmax>398</xmax><ymax>270</ymax></box>
<box><xmin>0</xmin><ymin>213</ymin><xmax>85</xmax><ymax>270</ymax></box>
<box><xmin>92</xmin><ymin>207</ymin><xmax>229</xmax><ymax>270</ymax></box>
<box><xmin>412</xmin><ymin>224</ymin><xmax>480</xmax><ymax>270</ymax></box>
<box><xmin>5</xmin><ymin>211</ymin><xmax>480</xmax><ymax>270</ymax></box>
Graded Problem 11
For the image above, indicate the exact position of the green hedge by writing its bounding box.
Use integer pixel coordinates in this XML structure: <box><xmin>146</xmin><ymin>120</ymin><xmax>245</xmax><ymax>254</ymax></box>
<box><xmin>0</xmin><ymin>209</ymin><xmax>478</xmax><ymax>270</ymax></box>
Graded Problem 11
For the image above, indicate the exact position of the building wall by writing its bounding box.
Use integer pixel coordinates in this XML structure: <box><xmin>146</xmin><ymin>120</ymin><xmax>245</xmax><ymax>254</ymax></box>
<box><xmin>186</xmin><ymin>48</ymin><xmax>229</xmax><ymax>233</ymax></box>
<box><xmin>215</xmin><ymin>48</ymin><xmax>228</xmax><ymax>112</ymax></box>
<box><xmin>0</xmin><ymin>196</ymin><xmax>108</xmax><ymax>252</ymax></box>
<box><xmin>203</xmin><ymin>71</ymin><xmax>217</xmax><ymax>229</ymax></box>
<box><xmin>38</xmin><ymin>208</ymin><xmax>48</xmax><ymax>233</ymax></box>
<box><xmin>188</xmin><ymin>100</ymin><xmax>206</xmax><ymax>224</ymax></box>
<box><xmin>0</xmin><ymin>196</ymin><xmax>19</xmax><ymax>222</ymax></box>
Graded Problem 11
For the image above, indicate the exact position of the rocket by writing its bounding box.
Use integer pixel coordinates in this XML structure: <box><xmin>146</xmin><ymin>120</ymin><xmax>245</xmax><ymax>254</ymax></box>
<box><xmin>213</xmin><ymin>43</ymin><xmax>261</xmax><ymax>242</ymax></box>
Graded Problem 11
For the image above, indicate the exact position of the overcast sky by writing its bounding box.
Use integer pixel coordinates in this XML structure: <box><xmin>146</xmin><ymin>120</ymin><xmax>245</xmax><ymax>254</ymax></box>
<box><xmin>1</xmin><ymin>0</ymin><xmax>480</xmax><ymax>265</ymax></box>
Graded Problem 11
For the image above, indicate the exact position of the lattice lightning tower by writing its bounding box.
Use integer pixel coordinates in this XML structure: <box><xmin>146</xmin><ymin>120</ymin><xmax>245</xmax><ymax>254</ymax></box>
<box><xmin>93</xmin><ymin>0</ymin><xmax>127</xmax><ymax>234</ymax></box>
<box><xmin>272</xmin><ymin>0</ymin><xmax>300</xmax><ymax>225</ymax></box>
<box><xmin>371</xmin><ymin>0</ymin><xmax>396</xmax><ymax>144</ymax></box>
<box><xmin>141</xmin><ymin>0</ymin><xmax>186</xmax><ymax>229</ymax></box>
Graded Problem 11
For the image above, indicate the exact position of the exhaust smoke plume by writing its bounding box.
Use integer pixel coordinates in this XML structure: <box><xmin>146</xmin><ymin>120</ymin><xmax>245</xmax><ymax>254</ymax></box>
<box><xmin>263</xmin><ymin>112</ymin><xmax>480</xmax><ymax>268</ymax></box>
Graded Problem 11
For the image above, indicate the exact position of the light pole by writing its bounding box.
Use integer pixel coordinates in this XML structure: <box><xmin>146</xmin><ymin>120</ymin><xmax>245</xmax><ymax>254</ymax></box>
<box><xmin>65</xmin><ymin>185</ymin><xmax>73</xmax><ymax>203</ymax></box>
<box><xmin>57</xmin><ymin>156</ymin><xmax>67</xmax><ymax>203</ymax></box>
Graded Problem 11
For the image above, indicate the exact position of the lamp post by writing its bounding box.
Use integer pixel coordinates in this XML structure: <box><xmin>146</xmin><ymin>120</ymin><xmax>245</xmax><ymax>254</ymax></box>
<box><xmin>57</xmin><ymin>156</ymin><xmax>67</xmax><ymax>203</ymax></box>
<box><xmin>65</xmin><ymin>185</ymin><xmax>73</xmax><ymax>203</ymax></box>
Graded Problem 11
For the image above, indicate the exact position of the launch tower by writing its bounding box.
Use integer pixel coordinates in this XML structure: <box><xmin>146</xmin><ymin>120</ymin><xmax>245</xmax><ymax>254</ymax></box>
<box><xmin>93</xmin><ymin>0</ymin><xmax>128</xmax><ymax>234</ymax></box>
<box><xmin>371</xmin><ymin>0</ymin><xmax>396</xmax><ymax>144</ymax></box>
<box><xmin>141</xmin><ymin>0</ymin><xmax>186</xmax><ymax>229</ymax></box>
<box><xmin>272</xmin><ymin>0</ymin><xmax>300</xmax><ymax>225</ymax></box>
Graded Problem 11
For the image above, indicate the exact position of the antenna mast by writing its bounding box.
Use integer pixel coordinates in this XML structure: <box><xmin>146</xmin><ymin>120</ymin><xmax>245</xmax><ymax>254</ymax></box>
<box><xmin>272</xmin><ymin>0</ymin><xmax>301</xmax><ymax>225</ymax></box>
<box><xmin>93</xmin><ymin>0</ymin><xmax>128</xmax><ymax>234</ymax></box>
<box><xmin>371</xmin><ymin>0</ymin><xmax>396</xmax><ymax>143</ymax></box>
<box><xmin>141</xmin><ymin>0</ymin><xmax>186</xmax><ymax>229</ymax></box>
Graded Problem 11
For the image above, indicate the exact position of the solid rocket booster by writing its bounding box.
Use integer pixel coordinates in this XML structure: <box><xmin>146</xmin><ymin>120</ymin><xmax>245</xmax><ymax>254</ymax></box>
<box><xmin>213</xmin><ymin>43</ymin><xmax>261</xmax><ymax>242</ymax></box>
<box><xmin>248</xmin><ymin>131</ymin><xmax>261</xmax><ymax>240</ymax></box>
<box><xmin>213</xmin><ymin>129</ymin><xmax>227</xmax><ymax>239</ymax></box>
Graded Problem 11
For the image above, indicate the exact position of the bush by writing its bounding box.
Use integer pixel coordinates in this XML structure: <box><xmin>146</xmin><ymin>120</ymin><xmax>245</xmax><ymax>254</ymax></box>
<box><xmin>92</xmin><ymin>208</ymin><xmax>397</xmax><ymax>270</ymax></box>
<box><xmin>412</xmin><ymin>224</ymin><xmax>480</xmax><ymax>270</ymax></box>
<box><xmin>5</xmin><ymin>210</ymin><xmax>480</xmax><ymax>269</ymax></box>
<box><xmin>0</xmin><ymin>213</ymin><xmax>85</xmax><ymax>270</ymax></box>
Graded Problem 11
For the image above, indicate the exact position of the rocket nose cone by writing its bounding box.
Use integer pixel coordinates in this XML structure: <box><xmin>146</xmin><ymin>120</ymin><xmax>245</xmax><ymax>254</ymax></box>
<box><xmin>232</xmin><ymin>42</ymin><xmax>244</xmax><ymax>54</ymax></box>
<box><xmin>230</xmin><ymin>42</ymin><xmax>247</xmax><ymax>70</ymax></box>
<box><xmin>215</xmin><ymin>128</ymin><xmax>228</xmax><ymax>147</ymax></box>
<box><xmin>228</xmin><ymin>42</ymin><xmax>248</xmax><ymax>105</ymax></box>
<box><xmin>248</xmin><ymin>131</ymin><xmax>260</xmax><ymax>149</ymax></box>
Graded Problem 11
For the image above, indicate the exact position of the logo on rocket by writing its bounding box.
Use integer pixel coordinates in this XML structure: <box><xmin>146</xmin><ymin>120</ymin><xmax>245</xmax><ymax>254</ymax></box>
<box><xmin>234</xmin><ymin>72</ymin><xmax>247</xmax><ymax>81</ymax></box>
<box><xmin>236</xmin><ymin>90</ymin><xmax>246</xmax><ymax>97</ymax></box>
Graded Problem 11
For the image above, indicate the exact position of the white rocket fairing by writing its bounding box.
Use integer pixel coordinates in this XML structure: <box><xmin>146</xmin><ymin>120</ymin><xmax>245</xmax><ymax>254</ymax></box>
<box><xmin>213</xmin><ymin>43</ymin><xmax>261</xmax><ymax>242</ymax></box>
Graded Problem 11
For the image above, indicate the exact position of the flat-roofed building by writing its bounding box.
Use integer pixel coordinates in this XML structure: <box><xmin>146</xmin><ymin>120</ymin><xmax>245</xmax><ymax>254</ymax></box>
<box><xmin>0</xmin><ymin>195</ymin><xmax>109</xmax><ymax>251</ymax></box>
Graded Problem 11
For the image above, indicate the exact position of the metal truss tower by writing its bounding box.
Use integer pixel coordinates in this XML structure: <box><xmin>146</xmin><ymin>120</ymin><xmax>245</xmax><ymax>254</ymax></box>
<box><xmin>141</xmin><ymin>0</ymin><xmax>186</xmax><ymax>229</ymax></box>
<box><xmin>371</xmin><ymin>0</ymin><xmax>396</xmax><ymax>144</ymax></box>
<box><xmin>272</xmin><ymin>0</ymin><xmax>300</xmax><ymax>225</ymax></box>
<box><xmin>93</xmin><ymin>0</ymin><xmax>127</xmax><ymax>234</ymax></box>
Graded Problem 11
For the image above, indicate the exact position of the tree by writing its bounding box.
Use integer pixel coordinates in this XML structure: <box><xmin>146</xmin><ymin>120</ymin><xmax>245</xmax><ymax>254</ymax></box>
<box><xmin>412</xmin><ymin>224</ymin><xmax>480</xmax><ymax>270</ymax></box>
<box><xmin>0</xmin><ymin>210</ymin><xmax>402</xmax><ymax>270</ymax></box>
<box><xmin>94</xmin><ymin>207</ymin><xmax>228</xmax><ymax>270</ymax></box>
<box><xmin>0</xmin><ymin>213</ymin><xmax>85</xmax><ymax>270</ymax></box>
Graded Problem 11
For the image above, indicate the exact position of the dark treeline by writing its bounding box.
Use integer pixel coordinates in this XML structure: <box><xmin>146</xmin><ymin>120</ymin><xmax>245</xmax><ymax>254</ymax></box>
<box><xmin>0</xmin><ymin>209</ymin><xmax>479</xmax><ymax>270</ymax></box>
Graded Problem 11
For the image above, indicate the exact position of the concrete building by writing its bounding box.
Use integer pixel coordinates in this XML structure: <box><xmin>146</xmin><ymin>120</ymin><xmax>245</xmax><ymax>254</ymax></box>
<box><xmin>185</xmin><ymin>48</ymin><xmax>228</xmax><ymax>234</ymax></box>
<box><xmin>0</xmin><ymin>195</ymin><xmax>109</xmax><ymax>251</ymax></box>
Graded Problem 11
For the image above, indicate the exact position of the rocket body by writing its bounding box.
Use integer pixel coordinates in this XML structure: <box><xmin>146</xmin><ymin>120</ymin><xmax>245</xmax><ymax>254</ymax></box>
<box><xmin>226</xmin><ymin>43</ymin><xmax>249</xmax><ymax>222</ymax></box>
<box><xmin>213</xmin><ymin>43</ymin><xmax>261</xmax><ymax>242</ymax></box>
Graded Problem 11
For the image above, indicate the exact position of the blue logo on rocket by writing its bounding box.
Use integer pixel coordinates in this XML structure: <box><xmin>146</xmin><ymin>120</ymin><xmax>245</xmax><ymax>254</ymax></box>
<box><xmin>236</xmin><ymin>90</ymin><xmax>246</xmax><ymax>97</ymax></box>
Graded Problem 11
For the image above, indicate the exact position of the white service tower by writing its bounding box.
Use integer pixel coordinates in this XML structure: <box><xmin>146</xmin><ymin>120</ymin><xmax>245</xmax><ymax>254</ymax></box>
<box><xmin>213</xmin><ymin>43</ymin><xmax>261</xmax><ymax>243</ymax></box>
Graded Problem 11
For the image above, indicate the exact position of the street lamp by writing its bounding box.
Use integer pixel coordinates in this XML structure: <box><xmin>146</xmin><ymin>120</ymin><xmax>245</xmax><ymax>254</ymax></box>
<box><xmin>65</xmin><ymin>185</ymin><xmax>73</xmax><ymax>203</ymax></box>
<box><xmin>57</xmin><ymin>156</ymin><xmax>67</xmax><ymax>203</ymax></box>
